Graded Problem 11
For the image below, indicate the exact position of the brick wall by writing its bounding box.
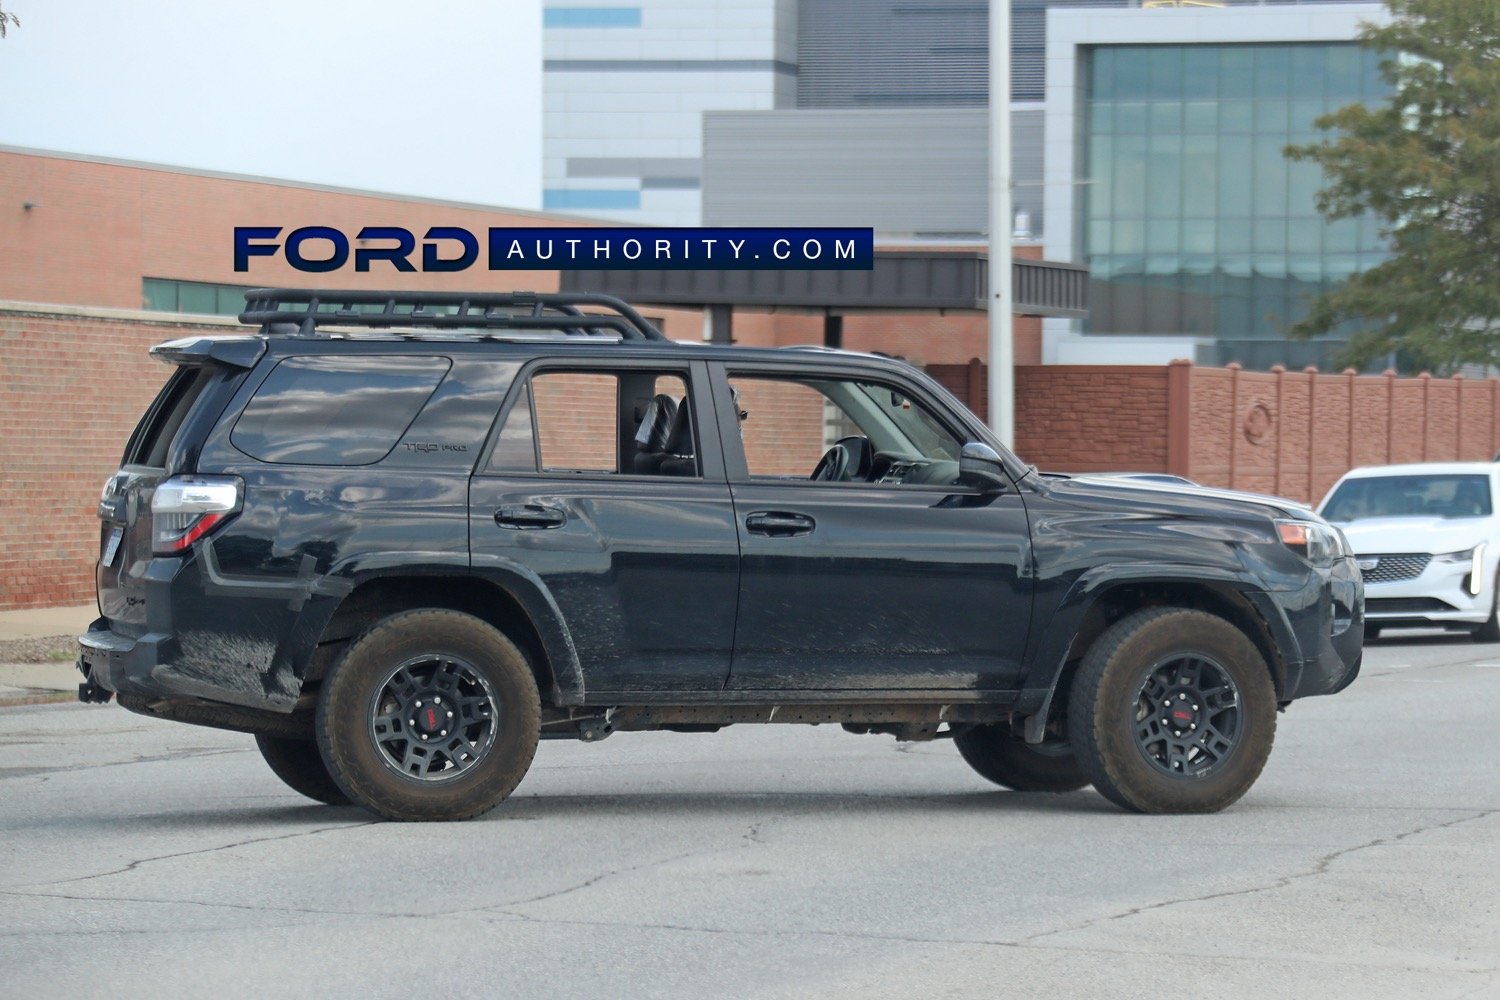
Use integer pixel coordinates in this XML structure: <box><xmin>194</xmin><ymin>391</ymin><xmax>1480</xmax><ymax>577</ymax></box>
<box><xmin>24</xmin><ymin>302</ymin><xmax>1495</xmax><ymax>611</ymax></box>
<box><xmin>0</xmin><ymin>150</ymin><xmax>571</xmax><ymax>309</ymax></box>
<box><xmin>0</xmin><ymin>305</ymin><xmax>233</xmax><ymax>608</ymax></box>
<box><xmin>930</xmin><ymin>359</ymin><xmax>1500</xmax><ymax>506</ymax></box>
<box><xmin>930</xmin><ymin>360</ymin><xmax>1172</xmax><ymax>474</ymax></box>
<box><xmin>1191</xmin><ymin>364</ymin><xmax>1500</xmax><ymax>505</ymax></box>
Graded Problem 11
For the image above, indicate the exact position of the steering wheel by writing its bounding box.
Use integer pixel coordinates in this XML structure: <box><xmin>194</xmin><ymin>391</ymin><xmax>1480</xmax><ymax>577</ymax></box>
<box><xmin>810</xmin><ymin>436</ymin><xmax>874</xmax><ymax>482</ymax></box>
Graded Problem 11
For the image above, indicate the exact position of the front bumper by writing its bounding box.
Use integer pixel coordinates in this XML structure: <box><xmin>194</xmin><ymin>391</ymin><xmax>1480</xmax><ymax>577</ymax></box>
<box><xmin>1361</xmin><ymin>557</ymin><xmax>1493</xmax><ymax>627</ymax></box>
<box><xmin>1261</xmin><ymin>553</ymin><xmax>1363</xmax><ymax>700</ymax></box>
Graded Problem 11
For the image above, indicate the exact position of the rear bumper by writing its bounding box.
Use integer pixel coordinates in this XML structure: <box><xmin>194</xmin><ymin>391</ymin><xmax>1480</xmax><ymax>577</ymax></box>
<box><xmin>77</xmin><ymin>616</ymin><xmax>295</xmax><ymax>712</ymax></box>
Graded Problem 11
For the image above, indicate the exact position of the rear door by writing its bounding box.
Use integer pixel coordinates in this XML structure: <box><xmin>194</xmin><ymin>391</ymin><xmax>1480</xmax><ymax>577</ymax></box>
<box><xmin>469</xmin><ymin>358</ymin><xmax>741</xmax><ymax>694</ymax></box>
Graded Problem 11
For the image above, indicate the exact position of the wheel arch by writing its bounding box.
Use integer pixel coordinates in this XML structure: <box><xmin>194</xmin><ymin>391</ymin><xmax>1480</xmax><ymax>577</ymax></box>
<box><xmin>302</xmin><ymin>569</ymin><xmax>584</xmax><ymax>707</ymax></box>
<box><xmin>1021</xmin><ymin>573</ymin><xmax>1295</xmax><ymax>742</ymax></box>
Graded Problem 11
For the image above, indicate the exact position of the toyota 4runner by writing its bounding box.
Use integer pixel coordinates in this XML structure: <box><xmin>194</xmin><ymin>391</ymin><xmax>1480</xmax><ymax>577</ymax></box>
<box><xmin>78</xmin><ymin>289</ymin><xmax>1363</xmax><ymax>819</ymax></box>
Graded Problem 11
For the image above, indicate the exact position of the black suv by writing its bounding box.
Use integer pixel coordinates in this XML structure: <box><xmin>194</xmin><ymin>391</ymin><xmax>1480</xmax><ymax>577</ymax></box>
<box><xmin>78</xmin><ymin>289</ymin><xmax>1362</xmax><ymax>820</ymax></box>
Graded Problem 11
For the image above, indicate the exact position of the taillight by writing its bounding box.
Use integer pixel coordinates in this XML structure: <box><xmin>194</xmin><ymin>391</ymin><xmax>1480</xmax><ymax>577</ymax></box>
<box><xmin>151</xmin><ymin>476</ymin><xmax>242</xmax><ymax>554</ymax></box>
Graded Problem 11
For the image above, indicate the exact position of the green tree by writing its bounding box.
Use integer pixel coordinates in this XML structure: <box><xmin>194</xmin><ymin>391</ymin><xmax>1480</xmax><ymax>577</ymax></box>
<box><xmin>1288</xmin><ymin>0</ymin><xmax>1500</xmax><ymax>373</ymax></box>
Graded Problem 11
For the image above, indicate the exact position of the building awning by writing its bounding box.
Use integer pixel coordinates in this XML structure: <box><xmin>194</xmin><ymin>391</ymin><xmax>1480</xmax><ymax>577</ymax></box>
<box><xmin>560</xmin><ymin>250</ymin><xmax>1088</xmax><ymax>318</ymax></box>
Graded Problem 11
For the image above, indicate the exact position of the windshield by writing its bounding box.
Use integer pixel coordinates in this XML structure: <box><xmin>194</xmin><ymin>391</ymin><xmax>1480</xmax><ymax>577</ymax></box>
<box><xmin>1321</xmin><ymin>474</ymin><xmax>1493</xmax><ymax>522</ymax></box>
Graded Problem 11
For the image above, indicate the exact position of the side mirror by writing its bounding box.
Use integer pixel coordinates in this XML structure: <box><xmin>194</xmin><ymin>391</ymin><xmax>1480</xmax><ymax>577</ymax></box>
<box><xmin>958</xmin><ymin>442</ymin><xmax>1009</xmax><ymax>493</ymax></box>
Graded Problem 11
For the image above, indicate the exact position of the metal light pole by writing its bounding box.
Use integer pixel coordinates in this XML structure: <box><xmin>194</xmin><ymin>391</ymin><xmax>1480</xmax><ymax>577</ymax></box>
<box><xmin>987</xmin><ymin>0</ymin><xmax>1014</xmax><ymax>445</ymax></box>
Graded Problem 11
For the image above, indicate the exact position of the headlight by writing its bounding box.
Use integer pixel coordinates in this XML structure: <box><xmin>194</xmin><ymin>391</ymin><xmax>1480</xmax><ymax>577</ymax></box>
<box><xmin>1275</xmin><ymin>519</ymin><xmax>1347</xmax><ymax>565</ymax></box>
<box><xmin>1435</xmin><ymin>543</ymin><xmax>1486</xmax><ymax>595</ymax></box>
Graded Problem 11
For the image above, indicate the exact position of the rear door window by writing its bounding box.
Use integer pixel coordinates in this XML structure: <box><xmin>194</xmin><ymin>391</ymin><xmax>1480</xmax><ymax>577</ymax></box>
<box><xmin>231</xmin><ymin>356</ymin><xmax>450</xmax><ymax>466</ymax></box>
<box><xmin>488</xmin><ymin>369</ymin><xmax>698</xmax><ymax>477</ymax></box>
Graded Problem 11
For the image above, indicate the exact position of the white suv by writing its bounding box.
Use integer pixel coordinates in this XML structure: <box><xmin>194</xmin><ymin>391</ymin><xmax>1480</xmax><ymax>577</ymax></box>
<box><xmin>1318</xmin><ymin>462</ymin><xmax>1500</xmax><ymax>641</ymax></box>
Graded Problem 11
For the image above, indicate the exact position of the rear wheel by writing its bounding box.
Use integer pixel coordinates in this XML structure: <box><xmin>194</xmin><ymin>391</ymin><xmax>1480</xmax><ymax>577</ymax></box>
<box><xmin>315</xmin><ymin>610</ymin><xmax>540</xmax><ymax>821</ymax></box>
<box><xmin>954</xmin><ymin>725</ymin><xmax>1088</xmax><ymax>792</ymax></box>
<box><xmin>1069</xmin><ymin>607</ymin><xmax>1277</xmax><ymax>814</ymax></box>
<box><xmin>255</xmin><ymin>734</ymin><xmax>350</xmax><ymax>805</ymax></box>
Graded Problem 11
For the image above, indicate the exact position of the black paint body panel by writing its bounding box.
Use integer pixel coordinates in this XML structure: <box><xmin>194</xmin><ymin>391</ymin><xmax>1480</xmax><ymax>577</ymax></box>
<box><xmin>80</xmin><ymin>333</ymin><xmax>1363</xmax><ymax>726</ymax></box>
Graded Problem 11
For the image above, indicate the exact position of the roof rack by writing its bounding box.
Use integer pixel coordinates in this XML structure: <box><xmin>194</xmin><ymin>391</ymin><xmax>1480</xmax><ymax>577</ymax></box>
<box><xmin>239</xmin><ymin>289</ymin><xmax>667</xmax><ymax>342</ymax></box>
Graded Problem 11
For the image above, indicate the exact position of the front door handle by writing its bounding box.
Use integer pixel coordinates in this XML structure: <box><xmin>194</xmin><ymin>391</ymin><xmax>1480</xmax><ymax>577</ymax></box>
<box><xmin>745</xmin><ymin>511</ymin><xmax>816</xmax><ymax>537</ymax></box>
<box><xmin>495</xmin><ymin>504</ymin><xmax>567</xmax><ymax>530</ymax></box>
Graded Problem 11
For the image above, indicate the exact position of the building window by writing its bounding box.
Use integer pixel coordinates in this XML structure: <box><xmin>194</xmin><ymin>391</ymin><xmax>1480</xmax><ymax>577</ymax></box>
<box><xmin>1080</xmin><ymin>42</ymin><xmax>1389</xmax><ymax>370</ymax></box>
<box><xmin>143</xmin><ymin>278</ymin><xmax>256</xmax><ymax>317</ymax></box>
<box><xmin>544</xmin><ymin>7</ymin><xmax>642</xmax><ymax>29</ymax></box>
<box><xmin>542</xmin><ymin>189</ymin><xmax>642</xmax><ymax>211</ymax></box>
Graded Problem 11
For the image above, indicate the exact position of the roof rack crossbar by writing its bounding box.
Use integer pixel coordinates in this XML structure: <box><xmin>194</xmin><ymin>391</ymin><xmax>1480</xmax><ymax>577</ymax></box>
<box><xmin>239</xmin><ymin>288</ymin><xmax>666</xmax><ymax>341</ymax></box>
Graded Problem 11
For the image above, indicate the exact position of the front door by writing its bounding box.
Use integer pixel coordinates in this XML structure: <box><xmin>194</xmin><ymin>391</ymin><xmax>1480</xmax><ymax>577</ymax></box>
<box><xmin>718</xmin><ymin>366</ymin><xmax>1034</xmax><ymax>692</ymax></box>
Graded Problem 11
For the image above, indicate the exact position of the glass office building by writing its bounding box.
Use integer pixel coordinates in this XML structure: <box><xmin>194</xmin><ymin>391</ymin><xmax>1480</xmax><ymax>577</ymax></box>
<box><xmin>1080</xmin><ymin>42</ymin><xmax>1388</xmax><ymax>369</ymax></box>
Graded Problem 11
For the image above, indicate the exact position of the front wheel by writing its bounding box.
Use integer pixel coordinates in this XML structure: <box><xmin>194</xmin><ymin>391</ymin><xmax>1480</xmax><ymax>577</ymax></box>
<box><xmin>315</xmin><ymin>610</ymin><xmax>540</xmax><ymax>821</ymax></box>
<box><xmin>954</xmin><ymin>725</ymin><xmax>1088</xmax><ymax>792</ymax></box>
<box><xmin>1068</xmin><ymin>607</ymin><xmax>1277</xmax><ymax>814</ymax></box>
<box><xmin>1471</xmin><ymin>573</ymin><xmax>1500</xmax><ymax>642</ymax></box>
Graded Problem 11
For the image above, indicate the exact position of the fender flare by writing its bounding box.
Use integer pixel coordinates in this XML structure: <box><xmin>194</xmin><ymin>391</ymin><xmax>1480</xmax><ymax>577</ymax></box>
<box><xmin>280</xmin><ymin>554</ymin><xmax>586</xmax><ymax>706</ymax></box>
<box><xmin>1017</xmin><ymin>564</ymin><xmax>1300</xmax><ymax>742</ymax></box>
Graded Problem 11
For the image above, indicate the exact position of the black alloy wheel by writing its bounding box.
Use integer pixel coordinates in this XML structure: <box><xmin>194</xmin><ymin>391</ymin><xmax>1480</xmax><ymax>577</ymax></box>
<box><xmin>368</xmin><ymin>655</ymin><xmax>500</xmax><ymax>781</ymax></box>
<box><xmin>1131</xmin><ymin>654</ymin><xmax>1242</xmax><ymax>779</ymax></box>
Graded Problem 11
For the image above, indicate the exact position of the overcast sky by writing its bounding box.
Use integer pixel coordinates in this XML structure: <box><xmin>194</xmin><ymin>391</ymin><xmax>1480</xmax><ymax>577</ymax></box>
<box><xmin>0</xmin><ymin>0</ymin><xmax>543</xmax><ymax>209</ymax></box>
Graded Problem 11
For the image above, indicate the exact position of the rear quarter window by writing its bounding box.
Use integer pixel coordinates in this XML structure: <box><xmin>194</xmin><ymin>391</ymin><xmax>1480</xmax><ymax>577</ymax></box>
<box><xmin>231</xmin><ymin>356</ymin><xmax>451</xmax><ymax>466</ymax></box>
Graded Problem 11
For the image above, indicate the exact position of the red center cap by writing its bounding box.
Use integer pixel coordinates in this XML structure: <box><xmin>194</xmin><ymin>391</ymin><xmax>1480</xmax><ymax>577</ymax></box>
<box><xmin>1172</xmin><ymin>709</ymin><xmax>1193</xmax><ymax>723</ymax></box>
<box><xmin>425</xmin><ymin>706</ymin><xmax>439</xmax><ymax>730</ymax></box>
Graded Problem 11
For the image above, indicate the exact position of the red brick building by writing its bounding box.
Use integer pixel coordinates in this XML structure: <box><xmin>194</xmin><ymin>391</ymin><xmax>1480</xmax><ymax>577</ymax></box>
<box><xmin>8</xmin><ymin>145</ymin><xmax>1500</xmax><ymax>611</ymax></box>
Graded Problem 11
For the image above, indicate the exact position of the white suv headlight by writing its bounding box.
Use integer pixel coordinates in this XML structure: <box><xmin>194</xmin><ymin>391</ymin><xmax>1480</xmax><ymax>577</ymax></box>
<box><xmin>1434</xmin><ymin>544</ymin><xmax>1487</xmax><ymax>595</ymax></box>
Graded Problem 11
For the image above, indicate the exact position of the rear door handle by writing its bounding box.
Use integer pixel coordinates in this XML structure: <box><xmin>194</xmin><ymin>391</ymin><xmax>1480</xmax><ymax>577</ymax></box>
<box><xmin>744</xmin><ymin>511</ymin><xmax>815</xmax><ymax>537</ymax></box>
<box><xmin>495</xmin><ymin>504</ymin><xmax>567</xmax><ymax>530</ymax></box>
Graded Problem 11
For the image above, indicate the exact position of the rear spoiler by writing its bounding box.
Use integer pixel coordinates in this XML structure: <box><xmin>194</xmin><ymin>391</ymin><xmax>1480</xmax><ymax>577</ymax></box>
<box><xmin>149</xmin><ymin>336</ymin><xmax>267</xmax><ymax>369</ymax></box>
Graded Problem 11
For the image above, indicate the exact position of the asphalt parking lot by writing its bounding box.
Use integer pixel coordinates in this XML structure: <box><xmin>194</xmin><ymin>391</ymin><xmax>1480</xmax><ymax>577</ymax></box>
<box><xmin>2</xmin><ymin>634</ymin><xmax>1497</xmax><ymax>1000</ymax></box>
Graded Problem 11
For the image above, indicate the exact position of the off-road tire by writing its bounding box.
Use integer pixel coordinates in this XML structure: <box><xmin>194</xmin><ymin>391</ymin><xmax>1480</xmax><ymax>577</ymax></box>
<box><xmin>315</xmin><ymin>609</ymin><xmax>540</xmax><ymax>821</ymax></box>
<box><xmin>954</xmin><ymin>725</ymin><xmax>1089</xmax><ymax>792</ymax></box>
<box><xmin>1068</xmin><ymin>607</ymin><xmax>1276</xmax><ymax>814</ymax></box>
<box><xmin>255</xmin><ymin>734</ymin><xmax>351</xmax><ymax>805</ymax></box>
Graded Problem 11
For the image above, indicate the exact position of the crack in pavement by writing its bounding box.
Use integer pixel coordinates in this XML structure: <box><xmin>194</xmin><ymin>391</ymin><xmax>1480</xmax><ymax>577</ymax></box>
<box><xmin>0</xmin><ymin>887</ymin><xmax>371</xmax><ymax>937</ymax></box>
<box><xmin>1020</xmin><ymin>807</ymin><xmax>1500</xmax><ymax>946</ymax></box>
<box><xmin>6</xmin><ymin>819</ymin><xmax>381</xmax><ymax>890</ymax></box>
<box><xmin>482</xmin><ymin>816</ymin><xmax>783</xmax><ymax>911</ymax></box>
<box><xmin>0</xmin><ymin>746</ymin><xmax>250</xmax><ymax>781</ymax></box>
<box><xmin>473</xmin><ymin>909</ymin><xmax>1500</xmax><ymax>976</ymax></box>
